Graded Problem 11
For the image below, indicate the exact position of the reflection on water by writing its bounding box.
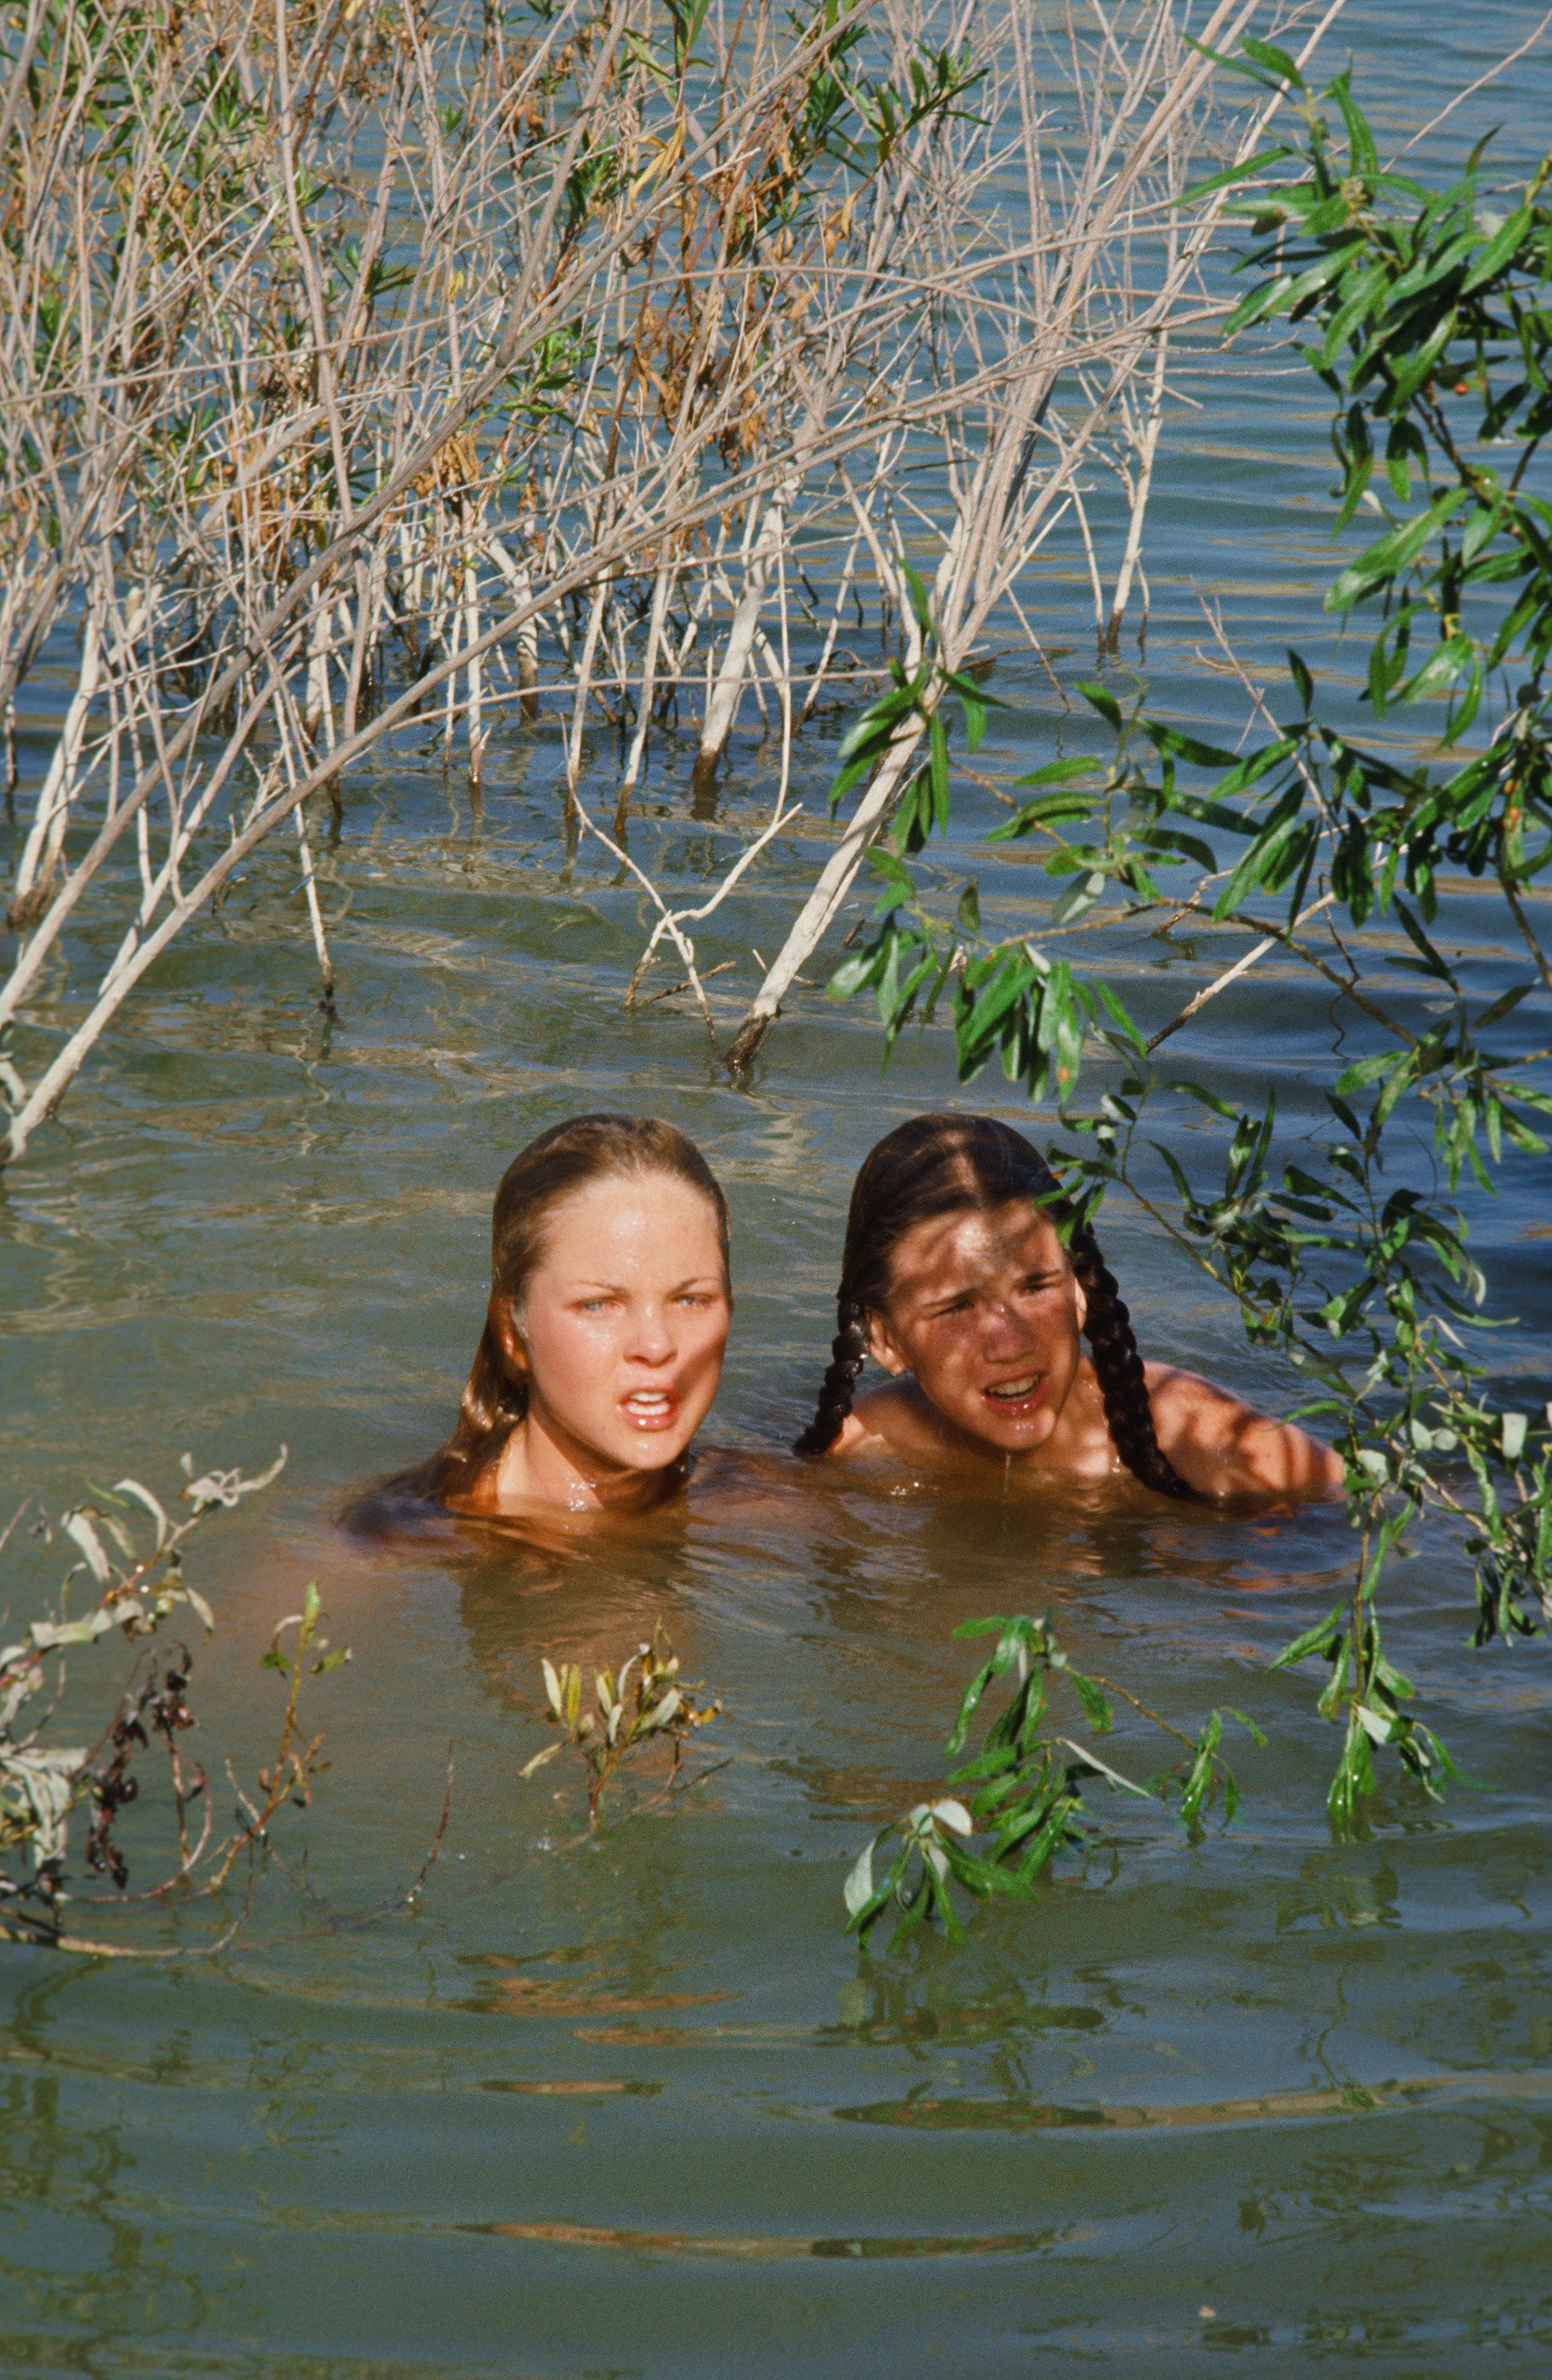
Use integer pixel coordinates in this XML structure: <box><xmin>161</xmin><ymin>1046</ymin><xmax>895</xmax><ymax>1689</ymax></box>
<box><xmin>832</xmin><ymin>2070</ymin><xmax>1552</xmax><ymax>2132</ymax></box>
<box><xmin>480</xmin><ymin>2216</ymin><xmax>1064</xmax><ymax>2258</ymax></box>
<box><xmin>4</xmin><ymin>8</ymin><xmax>1552</xmax><ymax>2370</ymax></box>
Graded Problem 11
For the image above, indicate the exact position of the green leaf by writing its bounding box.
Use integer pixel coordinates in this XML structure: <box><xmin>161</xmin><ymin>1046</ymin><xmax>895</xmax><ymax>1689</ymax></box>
<box><xmin>1400</xmin><ymin>634</ymin><xmax>1476</xmax><ymax>705</ymax></box>
<box><xmin>828</xmin><ymin>947</ymin><xmax>883</xmax><ymax>1001</ymax></box>
<box><xmin>836</xmin><ymin>681</ymin><xmax>920</xmax><ymax>765</ymax></box>
<box><xmin>1227</xmin><ymin>244</ymin><xmax>1362</xmax><ymax>336</ymax></box>
<box><xmin>1182</xmin><ymin>32</ymin><xmax>1282</xmax><ymax>86</ymax></box>
<box><xmin>1323</xmin><ymin>271</ymin><xmax>1390</xmax><ymax>378</ymax></box>
<box><xmin>1331</xmin><ymin>74</ymin><xmax>1377</xmax><ymax>178</ymax></box>
<box><xmin>864</xmin><ymin>846</ymin><xmax>916</xmax><ymax>896</ymax></box>
<box><xmin>928</xmin><ymin>712</ymin><xmax>950</xmax><ymax>831</ymax></box>
<box><xmin>1052</xmin><ymin>869</ymin><xmax>1108</xmax><ymax>926</ymax></box>
<box><xmin>1393</xmin><ymin>897</ymin><xmax>1453</xmax><ymax>981</ymax></box>
<box><xmin>1335</xmin><ymin>1048</ymin><xmax>1404</xmax><ymax>1096</ymax></box>
<box><xmin>1145</xmin><ymin>723</ymin><xmax>1242</xmax><ymax>769</ymax></box>
<box><xmin>987</xmin><ymin>792</ymin><xmax>1101</xmax><ymax>843</ymax></box>
<box><xmin>900</xmin><ymin>559</ymin><xmax>934</xmax><ymax>640</ymax></box>
<box><xmin>1144</xmin><ymin>827</ymin><xmax>1219</xmax><ymax>872</ymax></box>
<box><xmin>943</xmin><ymin>668</ymin><xmax>1004</xmax><ymax>756</ymax></box>
<box><xmin>1092</xmin><ymin>980</ymin><xmax>1146</xmax><ymax>1058</ymax></box>
<box><xmin>1075</xmin><ymin>681</ymin><xmax>1123</xmax><ymax>732</ymax></box>
<box><xmin>1180</xmin><ymin>145</ymin><xmax>1295</xmax><ymax>205</ymax></box>
<box><xmin>1168</xmin><ymin>1078</ymin><xmax>1243</xmax><ymax>1122</ymax></box>
<box><xmin>1068</xmin><ymin>1671</ymin><xmax>1113</xmax><ymax>1732</ymax></box>
<box><xmin>1239</xmin><ymin>35</ymin><xmax>1302</xmax><ymax>86</ymax></box>
<box><xmin>1212</xmin><ymin>785</ymin><xmax>1307</xmax><ymax>919</ymax></box>
<box><xmin>1327</xmin><ymin>487</ymin><xmax>1469</xmax><ymax>613</ymax></box>
<box><xmin>1012</xmin><ymin>758</ymin><xmax>1106</xmax><ymax>787</ymax></box>
<box><xmin>1460</xmin><ymin>202</ymin><xmax>1532</xmax><ymax>294</ymax></box>
<box><xmin>1271</xmin><ymin>1600</ymin><xmax>1347</xmax><ymax>1668</ymax></box>
<box><xmin>1385</xmin><ymin>419</ymin><xmax>1427</xmax><ymax>501</ymax></box>
<box><xmin>1211</xmin><ymin>735</ymin><xmax>1300</xmax><ymax>804</ymax></box>
<box><xmin>1473</xmin><ymin>982</ymin><xmax>1531</xmax><ymax>1030</ymax></box>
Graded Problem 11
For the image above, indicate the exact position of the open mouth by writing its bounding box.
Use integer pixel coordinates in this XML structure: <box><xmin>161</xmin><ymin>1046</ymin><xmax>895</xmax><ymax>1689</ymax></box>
<box><xmin>621</xmin><ymin>1389</ymin><xmax>679</xmax><ymax>1433</ymax></box>
<box><xmin>982</xmin><ymin>1373</ymin><xmax>1045</xmax><ymax>1411</ymax></box>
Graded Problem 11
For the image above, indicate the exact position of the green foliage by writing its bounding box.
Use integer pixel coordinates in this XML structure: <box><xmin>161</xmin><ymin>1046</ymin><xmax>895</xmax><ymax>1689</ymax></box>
<box><xmin>825</xmin><ymin>64</ymin><xmax>1552</xmax><ymax>1846</ymax></box>
<box><xmin>521</xmin><ymin>1620</ymin><xmax>720</xmax><ymax>1825</ymax></box>
<box><xmin>844</xmin><ymin>1614</ymin><xmax>1256</xmax><ymax>1948</ymax></box>
<box><xmin>617</xmin><ymin>0</ymin><xmax>981</xmax><ymax>259</ymax></box>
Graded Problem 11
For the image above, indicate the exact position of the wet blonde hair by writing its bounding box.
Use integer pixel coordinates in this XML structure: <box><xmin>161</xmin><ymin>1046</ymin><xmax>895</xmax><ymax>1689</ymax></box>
<box><xmin>410</xmin><ymin>1112</ymin><xmax>729</xmax><ymax>1503</ymax></box>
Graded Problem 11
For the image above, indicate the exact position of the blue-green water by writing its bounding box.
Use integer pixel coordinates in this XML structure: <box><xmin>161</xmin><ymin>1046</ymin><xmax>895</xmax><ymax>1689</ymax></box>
<box><xmin>3</xmin><ymin>10</ymin><xmax>1551</xmax><ymax>2372</ymax></box>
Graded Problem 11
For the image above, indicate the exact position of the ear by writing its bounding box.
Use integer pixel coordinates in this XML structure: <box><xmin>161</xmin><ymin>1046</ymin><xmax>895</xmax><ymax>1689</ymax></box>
<box><xmin>1071</xmin><ymin>1269</ymin><xmax>1088</xmax><ymax>1334</ymax></box>
<box><xmin>865</xmin><ymin>1307</ymin><xmax>909</xmax><ymax>1378</ymax></box>
<box><xmin>488</xmin><ymin>1292</ymin><xmax>528</xmax><ymax>1376</ymax></box>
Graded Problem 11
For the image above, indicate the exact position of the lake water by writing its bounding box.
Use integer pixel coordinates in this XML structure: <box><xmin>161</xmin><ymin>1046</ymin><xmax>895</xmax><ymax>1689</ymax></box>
<box><xmin>3</xmin><ymin>7</ymin><xmax>1551</xmax><ymax>2372</ymax></box>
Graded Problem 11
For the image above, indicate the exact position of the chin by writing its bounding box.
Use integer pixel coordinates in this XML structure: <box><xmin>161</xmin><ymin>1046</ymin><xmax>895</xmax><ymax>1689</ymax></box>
<box><xmin>962</xmin><ymin>1409</ymin><xmax>1053</xmax><ymax>1453</ymax></box>
<box><xmin>627</xmin><ymin>1438</ymin><xmax>694</xmax><ymax>1472</ymax></box>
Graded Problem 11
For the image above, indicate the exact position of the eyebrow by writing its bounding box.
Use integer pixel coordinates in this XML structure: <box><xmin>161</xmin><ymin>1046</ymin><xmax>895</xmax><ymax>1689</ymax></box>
<box><xmin>566</xmin><ymin>1274</ymin><xmax>723</xmax><ymax>1295</ymax></box>
<box><xmin>917</xmin><ymin>1267</ymin><xmax>1066</xmax><ymax>1313</ymax></box>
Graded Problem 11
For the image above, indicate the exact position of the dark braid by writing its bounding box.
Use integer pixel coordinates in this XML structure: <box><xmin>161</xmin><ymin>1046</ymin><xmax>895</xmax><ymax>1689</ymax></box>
<box><xmin>793</xmin><ymin>1299</ymin><xmax>870</xmax><ymax>1453</ymax></box>
<box><xmin>1069</xmin><ymin>1226</ymin><xmax>1196</xmax><ymax>1500</ymax></box>
<box><xmin>798</xmin><ymin>1111</ymin><xmax>1197</xmax><ymax>1499</ymax></box>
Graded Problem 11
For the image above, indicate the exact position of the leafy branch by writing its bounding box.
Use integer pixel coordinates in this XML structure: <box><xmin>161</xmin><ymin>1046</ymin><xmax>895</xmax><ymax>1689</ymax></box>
<box><xmin>824</xmin><ymin>58</ymin><xmax>1552</xmax><ymax>1844</ymax></box>
<box><xmin>2</xmin><ymin>1451</ymin><xmax>351</xmax><ymax>1949</ymax></box>
<box><xmin>844</xmin><ymin>1614</ymin><xmax>1261</xmax><ymax>1949</ymax></box>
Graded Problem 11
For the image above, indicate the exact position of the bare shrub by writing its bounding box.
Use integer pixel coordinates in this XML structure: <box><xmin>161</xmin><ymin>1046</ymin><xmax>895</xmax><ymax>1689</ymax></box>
<box><xmin>1</xmin><ymin>0</ymin><xmax>1347</xmax><ymax>1147</ymax></box>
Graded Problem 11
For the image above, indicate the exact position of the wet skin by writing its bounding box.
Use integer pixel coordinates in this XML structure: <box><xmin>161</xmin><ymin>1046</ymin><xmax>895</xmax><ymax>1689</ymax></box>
<box><xmin>830</xmin><ymin>1200</ymin><xmax>1344</xmax><ymax>1503</ymax></box>
<box><xmin>455</xmin><ymin>1173</ymin><xmax>732</xmax><ymax>1518</ymax></box>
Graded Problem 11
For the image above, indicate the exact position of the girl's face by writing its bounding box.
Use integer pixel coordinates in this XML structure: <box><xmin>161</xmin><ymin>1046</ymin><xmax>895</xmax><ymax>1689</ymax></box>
<box><xmin>498</xmin><ymin>1173</ymin><xmax>730</xmax><ymax>1476</ymax></box>
<box><xmin>868</xmin><ymin>1198</ymin><xmax>1087</xmax><ymax>1453</ymax></box>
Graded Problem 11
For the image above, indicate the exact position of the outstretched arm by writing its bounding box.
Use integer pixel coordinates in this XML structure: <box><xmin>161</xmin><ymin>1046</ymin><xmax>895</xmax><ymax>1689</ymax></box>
<box><xmin>1146</xmin><ymin>1364</ymin><xmax>1345</xmax><ymax>1502</ymax></box>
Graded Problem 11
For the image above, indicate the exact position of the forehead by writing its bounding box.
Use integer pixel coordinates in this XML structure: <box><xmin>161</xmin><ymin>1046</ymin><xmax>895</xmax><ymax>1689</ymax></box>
<box><xmin>887</xmin><ymin>1199</ymin><xmax>1069</xmax><ymax>1295</ymax></box>
<box><xmin>536</xmin><ymin>1171</ymin><xmax>724</xmax><ymax>1273</ymax></box>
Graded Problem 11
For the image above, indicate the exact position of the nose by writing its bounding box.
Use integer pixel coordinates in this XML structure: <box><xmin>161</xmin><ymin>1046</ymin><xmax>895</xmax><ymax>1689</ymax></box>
<box><xmin>624</xmin><ymin>1302</ymin><xmax>676</xmax><ymax>1366</ymax></box>
<box><xmin>980</xmin><ymin>1299</ymin><xmax>1035</xmax><ymax>1361</ymax></box>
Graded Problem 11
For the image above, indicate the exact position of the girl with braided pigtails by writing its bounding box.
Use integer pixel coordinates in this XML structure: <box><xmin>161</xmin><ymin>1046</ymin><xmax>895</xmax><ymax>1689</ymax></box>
<box><xmin>798</xmin><ymin>1115</ymin><xmax>1342</xmax><ymax>1505</ymax></box>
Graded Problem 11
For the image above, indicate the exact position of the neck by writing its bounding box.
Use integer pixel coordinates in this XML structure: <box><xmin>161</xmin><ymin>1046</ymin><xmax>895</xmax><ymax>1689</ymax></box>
<box><xmin>1004</xmin><ymin>1356</ymin><xmax>1112</xmax><ymax>1470</ymax></box>
<box><xmin>490</xmin><ymin>1405</ymin><xmax>688</xmax><ymax>1514</ymax></box>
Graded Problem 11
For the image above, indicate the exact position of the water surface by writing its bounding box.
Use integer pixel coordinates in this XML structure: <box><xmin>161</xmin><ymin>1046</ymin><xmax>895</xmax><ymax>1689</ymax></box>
<box><xmin>2</xmin><ymin>8</ymin><xmax>1550</xmax><ymax>2371</ymax></box>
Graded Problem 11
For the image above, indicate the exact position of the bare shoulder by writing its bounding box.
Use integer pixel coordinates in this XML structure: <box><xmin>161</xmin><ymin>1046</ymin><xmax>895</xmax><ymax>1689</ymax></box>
<box><xmin>830</xmin><ymin>1380</ymin><xmax>951</xmax><ymax>1457</ymax></box>
<box><xmin>1144</xmin><ymin>1361</ymin><xmax>1344</xmax><ymax>1501</ymax></box>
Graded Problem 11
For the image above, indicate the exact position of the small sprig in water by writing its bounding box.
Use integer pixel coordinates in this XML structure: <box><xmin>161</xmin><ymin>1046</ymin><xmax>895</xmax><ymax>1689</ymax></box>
<box><xmin>522</xmin><ymin>1622</ymin><xmax>720</xmax><ymax>1826</ymax></box>
<box><xmin>844</xmin><ymin>1613</ymin><xmax>1262</xmax><ymax>1951</ymax></box>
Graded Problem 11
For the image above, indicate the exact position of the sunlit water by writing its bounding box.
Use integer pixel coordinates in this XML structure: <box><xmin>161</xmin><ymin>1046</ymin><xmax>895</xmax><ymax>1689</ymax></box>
<box><xmin>3</xmin><ymin>10</ymin><xmax>1550</xmax><ymax>2371</ymax></box>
